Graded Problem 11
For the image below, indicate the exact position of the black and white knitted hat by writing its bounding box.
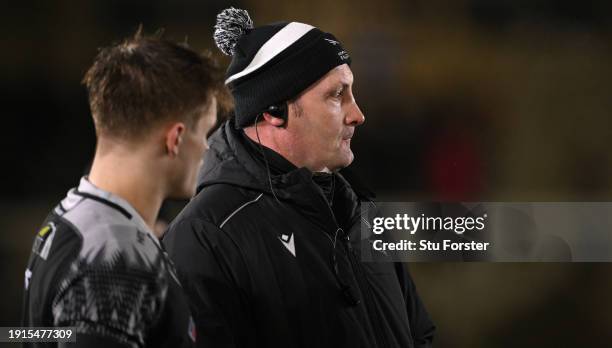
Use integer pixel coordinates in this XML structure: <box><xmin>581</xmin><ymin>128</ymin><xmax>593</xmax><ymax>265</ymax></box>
<box><xmin>213</xmin><ymin>7</ymin><xmax>351</xmax><ymax>128</ymax></box>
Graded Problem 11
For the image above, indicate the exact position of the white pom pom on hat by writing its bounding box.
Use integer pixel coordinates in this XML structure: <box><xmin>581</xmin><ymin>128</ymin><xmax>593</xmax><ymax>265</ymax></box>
<box><xmin>214</xmin><ymin>7</ymin><xmax>254</xmax><ymax>56</ymax></box>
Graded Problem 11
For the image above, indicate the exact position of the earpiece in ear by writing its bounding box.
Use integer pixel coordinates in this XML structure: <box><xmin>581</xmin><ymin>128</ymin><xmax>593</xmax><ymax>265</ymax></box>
<box><xmin>266</xmin><ymin>103</ymin><xmax>288</xmax><ymax>126</ymax></box>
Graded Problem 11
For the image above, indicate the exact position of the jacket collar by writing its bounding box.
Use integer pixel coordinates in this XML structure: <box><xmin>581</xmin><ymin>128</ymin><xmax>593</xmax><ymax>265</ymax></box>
<box><xmin>197</xmin><ymin>119</ymin><xmax>311</xmax><ymax>197</ymax></box>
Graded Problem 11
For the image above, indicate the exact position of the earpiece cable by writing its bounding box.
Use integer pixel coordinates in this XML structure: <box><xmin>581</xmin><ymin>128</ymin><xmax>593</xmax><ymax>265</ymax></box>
<box><xmin>254</xmin><ymin>114</ymin><xmax>281</xmax><ymax>204</ymax></box>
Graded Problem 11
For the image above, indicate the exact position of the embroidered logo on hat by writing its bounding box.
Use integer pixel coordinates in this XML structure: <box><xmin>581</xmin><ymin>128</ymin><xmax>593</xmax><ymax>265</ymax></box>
<box><xmin>324</xmin><ymin>38</ymin><xmax>340</xmax><ymax>46</ymax></box>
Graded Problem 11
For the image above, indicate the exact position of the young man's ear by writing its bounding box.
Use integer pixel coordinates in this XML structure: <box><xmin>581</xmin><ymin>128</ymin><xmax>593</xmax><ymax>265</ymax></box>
<box><xmin>165</xmin><ymin>122</ymin><xmax>186</xmax><ymax>157</ymax></box>
<box><xmin>262</xmin><ymin>112</ymin><xmax>286</xmax><ymax>127</ymax></box>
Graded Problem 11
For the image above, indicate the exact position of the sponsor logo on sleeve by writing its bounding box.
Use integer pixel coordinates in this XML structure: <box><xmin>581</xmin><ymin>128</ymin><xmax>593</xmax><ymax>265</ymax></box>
<box><xmin>33</xmin><ymin>222</ymin><xmax>57</xmax><ymax>260</ymax></box>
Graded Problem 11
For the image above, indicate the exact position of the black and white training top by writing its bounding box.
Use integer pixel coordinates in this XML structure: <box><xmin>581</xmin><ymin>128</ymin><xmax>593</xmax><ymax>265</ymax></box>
<box><xmin>22</xmin><ymin>177</ymin><xmax>196</xmax><ymax>348</ymax></box>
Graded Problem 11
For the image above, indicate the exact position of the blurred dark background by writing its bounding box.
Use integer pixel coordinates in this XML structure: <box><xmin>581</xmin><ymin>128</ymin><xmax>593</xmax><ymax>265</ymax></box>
<box><xmin>2</xmin><ymin>0</ymin><xmax>612</xmax><ymax>347</ymax></box>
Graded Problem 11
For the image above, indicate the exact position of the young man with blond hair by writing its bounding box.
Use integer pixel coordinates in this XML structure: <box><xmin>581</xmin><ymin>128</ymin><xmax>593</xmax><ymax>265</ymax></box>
<box><xmin>22</xmin><ymin>32</ymin><xmax>224</xmax><ymax>348</ymax></box>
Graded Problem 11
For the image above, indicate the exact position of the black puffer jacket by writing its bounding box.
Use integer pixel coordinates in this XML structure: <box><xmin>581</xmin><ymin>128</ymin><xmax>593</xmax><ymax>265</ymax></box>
<box><xmin>162</xmin><ymin>120</ymin><xmax>435</xmax><ymax>348</ymax></box>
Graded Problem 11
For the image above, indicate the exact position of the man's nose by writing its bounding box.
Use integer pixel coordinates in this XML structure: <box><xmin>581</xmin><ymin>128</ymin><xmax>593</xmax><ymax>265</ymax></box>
<box><xmin>345</xmin><ymin>102</ymin><xmax>365</xmax><ymax>126</ymax></box>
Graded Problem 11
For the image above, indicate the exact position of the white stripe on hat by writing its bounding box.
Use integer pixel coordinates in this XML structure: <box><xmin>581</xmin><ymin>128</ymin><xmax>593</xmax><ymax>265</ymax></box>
<box><xmin>225</xmin><ymin>22</ymin><xmax>315</xmax><ymax>85</ymax></box>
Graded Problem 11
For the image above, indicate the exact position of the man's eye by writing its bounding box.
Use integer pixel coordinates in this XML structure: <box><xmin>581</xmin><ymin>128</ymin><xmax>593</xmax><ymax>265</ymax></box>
<box><xmin>334</xmin><ymin>89</ymin><xmax>344</xmax><ymax>98</ymax></box>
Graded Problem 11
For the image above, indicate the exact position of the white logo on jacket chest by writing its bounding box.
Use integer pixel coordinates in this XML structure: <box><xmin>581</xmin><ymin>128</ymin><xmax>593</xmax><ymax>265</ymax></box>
<box><xmin>279</xmin><ymin>233</ymin><xmax>296</xmax><ymax>257</ymax></box>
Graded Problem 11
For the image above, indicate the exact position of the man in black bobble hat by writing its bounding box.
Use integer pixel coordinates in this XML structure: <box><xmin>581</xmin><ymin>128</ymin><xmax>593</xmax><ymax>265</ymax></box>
<box><xmin>163</xmin><ymin>7</ymin><xmax>435</xmax><ymax>348</ymax></box>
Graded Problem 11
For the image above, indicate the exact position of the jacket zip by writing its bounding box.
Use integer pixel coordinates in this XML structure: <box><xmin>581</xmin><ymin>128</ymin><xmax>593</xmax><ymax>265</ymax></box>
<box><xmin>342</xmin><ymin>229</ymin><xmax>391</xmax><ymax>348</ymax></box>
<box><xmin>317</xmin><ymin>192</ymin><xmax>390</xmax><ymax>348</ymax></box>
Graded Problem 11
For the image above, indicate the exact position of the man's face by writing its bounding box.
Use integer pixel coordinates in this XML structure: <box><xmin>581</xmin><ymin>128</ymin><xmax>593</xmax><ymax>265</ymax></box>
<box><xmin>171</xmin><ymin>97</ymin><xmax>217</xmax><ymax>198</ymax></box>
<box><xmin>285</xmin><ymin>64</ymin><xmax>365</xmax><ymax>172</ymax></box>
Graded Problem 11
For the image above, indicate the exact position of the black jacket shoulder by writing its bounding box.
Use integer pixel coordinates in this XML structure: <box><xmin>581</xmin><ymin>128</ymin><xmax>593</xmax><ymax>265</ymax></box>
<box><xmin>176</xmin><ymin>183</ymin><xmax>264</xmax><ymax>229</ymax></box>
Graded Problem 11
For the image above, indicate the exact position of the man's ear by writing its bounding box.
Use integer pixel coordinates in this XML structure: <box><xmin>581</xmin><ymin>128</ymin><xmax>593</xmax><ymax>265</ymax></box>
<box><xmin>165</xmin><ymin>122</ymin><xmax>186</xmax><ymax>157</ymax></box>
<box><xmin>262</xmin><ymin>112</ymin><xmax>286</xmax><ymax>127</ymax></box>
